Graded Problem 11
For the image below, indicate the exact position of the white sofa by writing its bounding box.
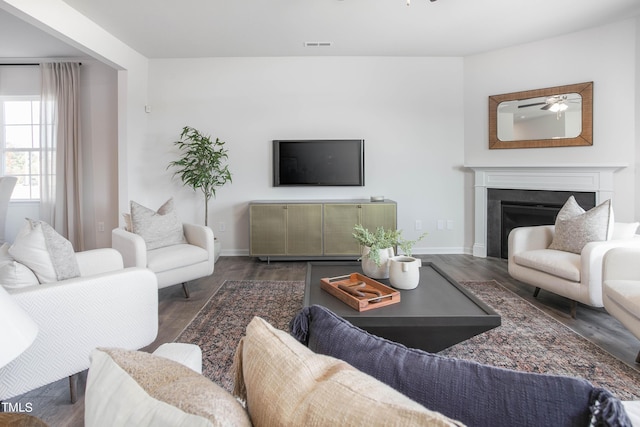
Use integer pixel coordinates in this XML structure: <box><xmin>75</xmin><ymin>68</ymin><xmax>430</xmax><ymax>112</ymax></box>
<box><xmin>112</xmin><ymin>223</ymin><xmax>214</xmax><ymax>298</ymax></box>
<box><xmin>508</xmin><ymin>223</ymin><xmax>640</xmax><ymax>317</ymax></box>
<box><xmin>0</xmin><ymin>248</ymin><xmax>159</xmax><ymax>401</ymax></box>
<box><xmin>603</xmin><ymin>247</ymin><xmax>640</xmax><ymax>363</ymax></box>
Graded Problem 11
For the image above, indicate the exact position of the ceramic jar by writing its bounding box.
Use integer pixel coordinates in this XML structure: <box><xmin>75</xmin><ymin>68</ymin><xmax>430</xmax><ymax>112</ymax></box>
<box><xmin>361</xmin><ymin>246</ymin><xmax>394</xmax><ymax>279</ymax></box>
<box><xmin>389</xmin><ymin>256</ymin><xmax>422</xmax><ymax>289</ymax></box>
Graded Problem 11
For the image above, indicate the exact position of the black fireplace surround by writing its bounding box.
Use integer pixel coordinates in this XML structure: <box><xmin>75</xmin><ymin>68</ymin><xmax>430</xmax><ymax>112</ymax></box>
<box><xmin>487</xmin><ymin>189</ymin><xmax>596</xmax><ymax>259</ymax></box>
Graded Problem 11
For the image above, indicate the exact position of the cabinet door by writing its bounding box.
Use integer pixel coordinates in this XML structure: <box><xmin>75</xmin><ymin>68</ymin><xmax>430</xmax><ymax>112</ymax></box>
<box><xmin>323</xmin><ymin>204</ymin><xmax>361</xmax><ymax>255</ymax></box>
<box><xmin>249</xmin><ymin>204</ymin><xmax>287</xmax><ymax>256</ymax></box>
<box><xmin>361</xmin><ymin>203</ymin><xmax>397</xmax><ymax>232</ymax></box>
<box><xmin>286</xmin><ymin>204</ymin><xmax>323</xmax><ymax>255</ymax></box>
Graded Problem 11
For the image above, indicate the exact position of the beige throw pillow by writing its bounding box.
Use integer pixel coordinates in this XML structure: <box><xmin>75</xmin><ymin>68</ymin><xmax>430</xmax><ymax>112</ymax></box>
<box><xmin>85</xmin><ymin>348</ymin><xmax>251</xmax><ymax>427</ymax></box>
<box><xmin>130</xmin><ymin>198</ymin><xmax>187</xmax><ymax>250</ymax></box>
<box><xmin>234</xmin><ymin>316</ymin><xmax>463</xmax><ymax>427</ymax></box>
<box><xmin>549</xmin><ymin>196</ymin><xmax>613</xmax><ymax>254</ymax></box>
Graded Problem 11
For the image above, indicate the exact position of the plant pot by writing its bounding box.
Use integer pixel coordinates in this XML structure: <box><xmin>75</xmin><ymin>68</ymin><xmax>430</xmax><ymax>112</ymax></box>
<box><xmin>361</xmin><ymin>246</ymin><xmax>394</xmax><ymax>279</ymax></box>
<box><xmin>389</xmin><ymin>256</ymin><xmax>422</xmax><ymax>290</ymax></box>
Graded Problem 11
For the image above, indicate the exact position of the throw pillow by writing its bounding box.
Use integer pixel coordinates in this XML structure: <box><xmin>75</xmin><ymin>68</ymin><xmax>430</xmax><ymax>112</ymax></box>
<box><xmin>0</xmin><ymin>243</ymin><xmax>38</xmax><ymax>289</ymax></box>
<box><xmin>234</xmin><ymin>316</ymin><xmax>462</xmax><ymax>427</ymax></box>
<box><xmin>8</xmin><ymin>219</ymin><xmax>80</xmax><ymax>283</ymax></box>
<box><xmin>548</xmin><ymin>196</ymin><xmax>613</xmax><ymax>254</ymax></box>
<box><xmin>130</xmin><ymin>198</ymin><xmax>186</xmax><ymax>250</ymax></box>
<box><xmin>290</xmin><ymin>305</ymin><xmax>631</xmax><ymax>427</ymax></box>
<box><xmin>85</xmin><ymin>348</ymin><xmax>251</xmax><ymax>427</ymax></box>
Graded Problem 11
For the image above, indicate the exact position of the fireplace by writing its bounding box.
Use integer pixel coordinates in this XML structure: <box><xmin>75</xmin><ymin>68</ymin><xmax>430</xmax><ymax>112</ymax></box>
<box><xmin>467</xmin><ymin>165</ymin><xmax>623</xmax><ymax>258</ymax></box>
<box><xmin>487</xmin><ymin>189</ymin><xmax>595</xmax><ymax>258</ymax></box>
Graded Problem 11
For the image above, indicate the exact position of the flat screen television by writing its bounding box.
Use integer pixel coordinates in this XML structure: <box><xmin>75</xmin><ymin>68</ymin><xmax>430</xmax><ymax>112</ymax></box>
<box><xmin>273</xmin><ymin>139</ymin><xmax>365</xmax><ymax>187</ymax></box>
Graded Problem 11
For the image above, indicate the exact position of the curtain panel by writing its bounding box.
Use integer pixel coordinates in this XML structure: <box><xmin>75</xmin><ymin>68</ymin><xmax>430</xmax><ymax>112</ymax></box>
<box><xmin>40</xmin><ymin>62</ymin><xmax>84</xmax><ymax>250</ymax></box>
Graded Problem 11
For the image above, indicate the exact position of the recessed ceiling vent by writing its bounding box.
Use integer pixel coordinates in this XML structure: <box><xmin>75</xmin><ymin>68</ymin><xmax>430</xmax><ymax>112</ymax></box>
<box><xmin>304</xmin><ymin>42</ymin><xmax>332</xmax><ymax>47</ymax></box>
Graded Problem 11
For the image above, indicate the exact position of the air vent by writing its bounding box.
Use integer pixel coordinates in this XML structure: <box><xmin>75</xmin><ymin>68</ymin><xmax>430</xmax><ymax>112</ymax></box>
<box><xmin>304</xmin><ymin>42</ymin><xmax>332</xmax><ymax>47</ymax></box>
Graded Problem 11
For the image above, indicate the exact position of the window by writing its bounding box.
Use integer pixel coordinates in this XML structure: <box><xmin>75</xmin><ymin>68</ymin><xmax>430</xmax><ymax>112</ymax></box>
<box><xmin>0</xmin><ymin>97</ymin><xmax>41</xmax><ymax>200</ymax></box>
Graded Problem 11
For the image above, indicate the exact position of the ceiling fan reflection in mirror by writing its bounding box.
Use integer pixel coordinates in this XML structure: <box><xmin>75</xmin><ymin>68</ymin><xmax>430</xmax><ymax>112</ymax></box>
<box><xmin>517</xmin><ymin>94</ymin><xmax>580</xmax><ymax>118</ymax></box>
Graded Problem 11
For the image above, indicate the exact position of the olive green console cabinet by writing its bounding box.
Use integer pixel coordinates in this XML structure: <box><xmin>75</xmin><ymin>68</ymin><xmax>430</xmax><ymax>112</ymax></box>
<box><xmin>249</xmin><ymin>200</ymin><xmax>397</xmax><ymax>261</ymax></box>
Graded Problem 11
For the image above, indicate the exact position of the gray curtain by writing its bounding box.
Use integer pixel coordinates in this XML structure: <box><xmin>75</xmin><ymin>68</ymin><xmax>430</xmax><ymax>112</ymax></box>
<box><xmin>40</xmin><ymin>62</ymin><xmax>84</xmax><ymax>250</ymax></box>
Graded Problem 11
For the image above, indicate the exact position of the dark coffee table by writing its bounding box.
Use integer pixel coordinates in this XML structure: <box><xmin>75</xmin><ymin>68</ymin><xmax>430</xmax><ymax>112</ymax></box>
<box><xmin>305</xmin><ymin>261</ymin><xmax>501</xmax><ymax>352</ymax></box>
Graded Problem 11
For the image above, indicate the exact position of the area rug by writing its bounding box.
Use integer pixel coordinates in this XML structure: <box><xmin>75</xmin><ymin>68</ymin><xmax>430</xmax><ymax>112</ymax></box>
<box><xmin>175</xmin><ymin>279</ymin><xmax>640</xmax><ymax>400</ymax></box>
<box><xmin>175</xmin><ymin>280</ymin><xmax>304</xmax><ymax>392</ymax></box>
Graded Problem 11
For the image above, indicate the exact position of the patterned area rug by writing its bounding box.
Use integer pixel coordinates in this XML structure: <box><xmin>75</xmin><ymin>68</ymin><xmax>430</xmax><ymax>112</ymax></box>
<box><xmin>175</xmin><ymin>279</ymin><xmax>640</xmax><ymax>400</ymax></box>
<box><xmin>176</xmin><ymin>280</ymin><xmax>304</xmax><ymax>392</ymax></box>
<box><xmin>441</xmin><ymin>281</ymin><xmax>640</xmax><ymax>400</ymax></box>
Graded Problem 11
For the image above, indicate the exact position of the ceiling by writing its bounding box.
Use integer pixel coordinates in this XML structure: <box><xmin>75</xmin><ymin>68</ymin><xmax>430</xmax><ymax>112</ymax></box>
<box><xmin>0</xmin><ymin>9</ymin><xmax>86</xmax><ymax>59</ymax></box>
<box><xmin>2</xmin><ymin>0</ymin><xmax>640</xmax><ymax>59</ymax></box>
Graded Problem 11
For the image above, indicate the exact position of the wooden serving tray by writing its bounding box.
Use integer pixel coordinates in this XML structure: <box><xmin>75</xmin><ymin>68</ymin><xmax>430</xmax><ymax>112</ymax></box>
<box><xmin>320</xmin><ymin>273</ymin><xmax>401</xmax><ymax>312</ymax></box>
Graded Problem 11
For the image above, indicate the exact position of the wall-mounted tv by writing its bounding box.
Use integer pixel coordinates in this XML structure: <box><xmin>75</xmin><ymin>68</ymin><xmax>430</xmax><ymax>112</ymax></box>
<box><xmin>273</xmin><ymin>139</ymin><xmax>365</xmax><ymax>187</ymax></box>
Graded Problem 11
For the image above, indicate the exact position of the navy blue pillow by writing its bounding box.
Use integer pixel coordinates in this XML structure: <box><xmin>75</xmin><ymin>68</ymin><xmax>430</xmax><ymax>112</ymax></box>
<box><xmin>290</xmin><ymin>305</ymin><xmax>630</xmax><ymax>427</ymax></box>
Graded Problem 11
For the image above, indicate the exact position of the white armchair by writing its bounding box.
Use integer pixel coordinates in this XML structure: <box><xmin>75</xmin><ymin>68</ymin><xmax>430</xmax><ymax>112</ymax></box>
<box><xmin>0</xmin><ymin>248</ymin><xmax>158</xmax><ymax>402</ymax></box>
<box><xmin>603</xmin><ymin>247</ymin><xmax>640</xmax><ymax>363</ymax></box>
<box><xmin>508</xmin><ymin>223</ymin><xmax>640</xmax><ymax>317</ymax></box>
<box><xmin>112</xmin><ymin>223</ymin><xmax>215</xmax><ymax>298</ymax></box>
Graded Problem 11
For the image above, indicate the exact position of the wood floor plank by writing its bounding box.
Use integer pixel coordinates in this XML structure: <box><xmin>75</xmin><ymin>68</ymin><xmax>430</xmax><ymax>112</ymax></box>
<box><xmin>5</xmin><ymin>255</ymin><xmax>639</xmax><ymax>426</ymax></box>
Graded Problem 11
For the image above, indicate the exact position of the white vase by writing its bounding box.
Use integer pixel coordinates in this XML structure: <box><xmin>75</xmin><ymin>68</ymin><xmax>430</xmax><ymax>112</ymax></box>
<box><xmin>361</xmin><ymin>246</ymin><xmax>394</xmax><ymax>279</ymax></box>
<box><xmin>389</xmin><ymin>256</ymin><xmax>422</xmax><ymax>290</ymax></box>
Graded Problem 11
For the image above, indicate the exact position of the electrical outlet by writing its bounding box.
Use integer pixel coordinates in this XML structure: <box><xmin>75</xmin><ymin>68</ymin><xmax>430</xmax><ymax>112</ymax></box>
<box><xmin>415</xmin><ymin>220</ymin><xmax>422</xmax><ymax>231</ymax></box>
<box><xmin>437</xmin><ymin>220</ymin><xmax>445</xmax><ymax>230</ymax></box>
<box><xmin>97</xmin><ymin>221</ymin><xmax>105</xmax><ymax>232</ymax></box>
<box><xmin>218</xmin><ymin>222</ymin><xmax>226</xmax><ymax>232</ymax></box>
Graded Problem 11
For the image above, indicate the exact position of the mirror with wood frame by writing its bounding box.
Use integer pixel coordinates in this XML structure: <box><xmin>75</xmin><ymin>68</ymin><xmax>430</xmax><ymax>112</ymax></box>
<box><xmin>489</xmin><ymin>82</ymin><xmax>593</xmax><ymax>149</ymax></box>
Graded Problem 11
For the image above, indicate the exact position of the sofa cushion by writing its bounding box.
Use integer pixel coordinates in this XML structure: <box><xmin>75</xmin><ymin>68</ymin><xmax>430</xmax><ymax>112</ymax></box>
<box><xmin>130</xmin><ymin>198</ymin><xmax>186</xmax><ymax>250</ymax></box>
<box><xmin>549</xmin><ymin>196</ymin><xmax>613</xmax><ymax>254</ymax></box>
<box><xmin>85</xmin><ymin>348</ymin><xmax>251</xmax><ymax>427</ymax></box>
<box><xmin>8</xmin><ymin>219</ymin><xmax>80</xmax><ymax>283</ymax></box>
<box><xmin>290</xmin><ymin>305</ymin><xmax>631</xmax><ymax>427</ymax></box>
<box><xmin>234</xmin><ymin>316</ymin><xmax>462</xmax><ymax>427</ymax></box>
<box><xmin>147</xmin><ymin>244</ymin><xmax>208</xmax><ymax>273</ymax></box>
<box><xmin>513</xmin><ymin>248</ymin><xmax>581</xmax><ymax>282</ymax></box>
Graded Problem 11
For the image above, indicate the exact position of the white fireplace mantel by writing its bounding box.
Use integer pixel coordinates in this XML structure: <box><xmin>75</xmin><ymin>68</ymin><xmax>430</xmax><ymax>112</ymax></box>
<box><xmin>465</xmin><ymin>164</ymin><xmax>627</xmax><ymax>258</ymax></box>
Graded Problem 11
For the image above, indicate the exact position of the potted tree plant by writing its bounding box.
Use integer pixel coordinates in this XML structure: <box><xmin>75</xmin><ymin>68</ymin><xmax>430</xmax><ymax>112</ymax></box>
<box><xmin>168</xmin><ymin>126</ymin><xmax>232</xmax><ymax>261</ymax></box>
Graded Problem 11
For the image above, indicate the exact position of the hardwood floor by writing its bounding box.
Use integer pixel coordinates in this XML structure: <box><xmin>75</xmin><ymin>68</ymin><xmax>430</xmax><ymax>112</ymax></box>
<box><xmin>6</xmin><ymin>255</ymin><xmax>640</xmax><ymax>426</ymax></box>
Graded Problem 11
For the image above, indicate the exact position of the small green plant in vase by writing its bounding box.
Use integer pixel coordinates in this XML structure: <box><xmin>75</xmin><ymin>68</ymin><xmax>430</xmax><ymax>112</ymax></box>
<box><xmin>353</xmin><ymin>224</ymin><xmax>427</xmax><ymax>264</ymax></box>
<box><xmin>352</xmin><ymin>224</ymin><xmax>401</xmax><ymax>267</ymax></box>
<box><xmin>398</xmin><ymin>231</ymin><xmax>428</xmax><ymax>257</ymax></box>
<box><xmin>353</xmin><ymin>224</ymin><xmax>427</xmax><ymax>279</ymax></box>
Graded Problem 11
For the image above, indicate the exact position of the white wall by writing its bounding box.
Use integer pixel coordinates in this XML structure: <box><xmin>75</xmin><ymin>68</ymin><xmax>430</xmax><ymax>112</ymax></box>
<box><xmin>79</xmin><ymin>60</ymin><xmax>118</xmax><ymax>249</ymax></box>
<box><xmin>143</xmin><ymin>57</ymin><xmax>465</xmax><ymax>255</ymax></box>
<box><xmin>463</xmin><ymin>19</ymin><xmax>638</xmax><ymax>250</ymax></box>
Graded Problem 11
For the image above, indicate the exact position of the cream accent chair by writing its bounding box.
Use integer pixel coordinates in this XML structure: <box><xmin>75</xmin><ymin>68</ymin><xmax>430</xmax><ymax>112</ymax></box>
<box><xmin>112</xmin><ymin>223</ymin><xmax>215</xmax><ymax>298</ymax></box>
<box><xmin>603</xmin><ymin>247</ymin><xmax>640</xmax><ymax>363</ymax></box>
<box><xmin>508</xmin><ymin>223</ymin><xmax>640</xmax><ymax>318</ymax></box>
<box><xmin>0</xmin><ymin>248</ymin><xmax>158</xmax><ymax>402</ymax></box>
